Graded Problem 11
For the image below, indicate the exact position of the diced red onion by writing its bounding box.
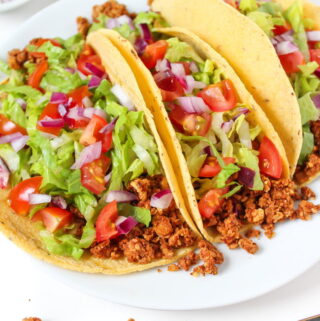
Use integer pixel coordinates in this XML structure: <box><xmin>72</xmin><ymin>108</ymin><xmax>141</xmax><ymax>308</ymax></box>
<box><xmin>238</xmin><ymin>166</ymin><xmax>256</xmax><ymax>189</ymax></box>
<box><xmin>312</xmin><ymin>94</ymin><xmax>320</xmax><ymax>109</ymax></box>
<box><xmin>177</xmin><ymin>96</ymin><xmax>210</xmax><ymax>113</ymax></box>
<box><xmin>276</xmin><ymin>41</ymin><xmax>298</xmax><ymax>55</ymax></box>
<box><xmin>82</xmin><ymin>97</ymin><xmax>93</xmax><ymax>108</ymax></box>
<box><xmin>315</xmin><ymin>69</ymin><xmax>320</xmax><ymax>79</ymax></box>
<box><xmin>38</xmin><ymin>117</ymin><xmax>64</xmax><ymax>128</ymax></box>
<box><xmin>81</xmin><ymin>107</ymin><xmax>107</xmax><ymax>119</ymax></box>
<box><xmin>185</xmin><ymin>75</ymin><xmax>206</xmax><ymax>94</ymax></box>
<box><xmin>99</xmin><ymin>116</ymin><xmax>118</xmax><ymax>134</ymax></box>
<box><xmin>189</xmin><ymin>61</ymin><xmax>199</xmax><ymax>73</ymax></box>
<box><xmin>105</xmin><ymin>190</ymin><xmax>138</xmax><ymax>203</ymax></box>
<box><xmin>88</xmin><ymin>76</ymin><xmax>102</xmax><ymax>89</ymax></box>
<box><xmin>134</xmin><ymin>37</ymin><xmax>148</xmax><ymax>55</ymax></box>
<box><xmin>272</xmin><ymin>30</ymin><xmax>294</xmax><ymax>45</ymax></box>
<box><xmin>106</xmin><ymin>15</ymin><xmax>135</xmax><ymax>30</ymax></box>
<box><xmin>50</xmin><ymin>92</ymin><xmax>68</xmax><ymax>104</ymax></box>
<box><xmin>65</xmin><ymin>67</ymin><xmax>76</xmax><ymax>74</ymax></box>
<box><xmin>16</xmin><ymin>98</ymin><xmax>27</xmax><ymax>110</ymax></box>
<box><xmin>0</xmin><ymin>132</ymin><xmax>23</xmax><ymax>144</ymax></box>
<box><xmin>104</xmin><ymin>172</ymin><xmax>112</xmax><ymax>184</ymax></box>
<box><xmin>51</xmin><ymin>196</ymin><xmax>67</xmax><ymax>209</ymax></box>
<box><xmin>58</xmin><ymin>104</ymin><xmax>67</xmax><ymax>117</ymax></box>
<box><xmin>155</xmin><ymin>59</ymin><xmax>170</xmax><ymax>72</ymax></box>
<box><xmin>232</xmin><ymin>108</ymin><xmax>249</xmax><ymax>121</ymax></box>
<box><xmin>171</xmin><ymin>63</ymin><xmax>187</xmax><ymax>89</ymax></box>
<box><xmin>29</xmin><ymin>193</ymin><xmax>52</xmax><ymax>205</ymax></box>
<box><xmin>111</xmin><ymin>84</ymin><xmax>135</xmax><ymax>110</ymax></box>
<box><xmin>203</xmin><ymin>146</ymin><xmax>213</xmax><ymax>156</ymax></box>
<box><xmin>307</xmin><ymin>31</ymin><xmax>320</xmax><ymax>42</ymax></box>
<box><xmin>71</xmin><ymin>141</ymin><xmax>102</xmax><ymax>169</ymax></box>
<box><xmin>66</xmin><ymin>107</ymin><xmax>89</xmax><ymax>121</ymax></box>
<box><xmin>11</xmin><ymin>135</ymin><xmax>29</xmax><ymax>152</ymax></box>
<box><xmin>0</xmin><ymin>158</ymin><xmax>9</xmax><ymax>189</ymax></box>
<box><xmin>140</xmin><ymin>23</ymin><xmax>152</xmax><ymax>42</ymax></box>
<box><xmin>85</xmin><ymin>63</ymin><xmax>104</xmax><ymax>78</ymax></box>
<box><xmin>116</xmin><ymin>216</ymin><xmax>138</xmax><ymax>235</ymax></box>
<box><xmin>150</xmin><ymin>189</ymin><xmax>173</xmax><ymax>209</ymax></box>
<box><xmin>221</xmin><ymin>120</ymin><xmax>234</xmax><ymax>133</ymax></box>
<box><xmin>76</xmin><ymin>70</ymin><xmax>87</xmax><ymax>80</ymax></box>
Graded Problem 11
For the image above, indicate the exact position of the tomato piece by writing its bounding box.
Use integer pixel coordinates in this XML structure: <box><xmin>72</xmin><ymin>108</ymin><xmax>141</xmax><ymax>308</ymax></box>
<box><xmin>81</xmin><ymin>155</ymin><xmax>111</xmax><ymax>194</ymax></box>
<box><xmin>102</xmin><ymin>131</ymin><xmax>113</xmax><ymax>153</ymax></box>
<box><xmin>9</xmin><ymin>177</ymin><xmax>43</xmax><ymax>216</ymax></box>
<box><xmin>169</xmin><ymin>105</ymin><xmax>212</xmax><ymax>136</ymax></box>
<box><xmin>198</xmin><ymin>80</ymin><xmax>237</xmax><ymax>112</ymax></box>
<box><xmin>80</xmin><ymin>114</ymin><xmax>107</xmax><ymax>146</ymax></box>
<box><xmin>77</xmin><ymin>53</ymin><xmax>103</xmax><ymax>76</ymax></box>
<box><xmin>95</xmin><ymin>201</ymin><xmax>119</xmax><ymax>242</ymax></box>
<box><xmin>273</xmin><ymin>23</ymin><xmax>291</xmax><ymax>36</ymax></box>
<box><xmin>141</xmin><ymin>40</ymin><xmax>168</xmax><ymax>69</ymax></box>
<box><xmin>198</xmin><ymin>188</ymin><xmax>228</xmax><ymax>218</ymax></box>
<box><xmin>68</xmin><ymin>85</ymin><xmax>92</xmax><ymax>107</ymax></box>
<box><xmin>33</xmin><ymin>207</ymin><xmax>72</xmax><ymax>232</ymax></box>
<box><xmin>258</xmin><ymin>136</ymin><xmax>283</xmax><ymax>179</ymax></box>
<box><xmin>27</xmin><ymin>60</ymin><xmax>48</xmax><ymax>90</ymax></box>
<box><xmin>32</xmin><ymin>38</ymin><xmax>62</xmax><ymax>48</ymax></box>
<box><xmin>0</xmin><ymin>114</ymin><xmax>27</xmax><ymax>135</ymax></box>
<box><xmin>310</xmin><ymin>49</ymin><xmax>320</xmax><ymax>65</ymax></box>
<box><xmin>37</xmin><ymin>103</ymin><xmax>63</xmax><ymax>136</ymax></box>
<box><xmin>181</xmin><ymin>62</ymin><xmax>191</xmax><ymax>75</ymax></box>
<box><xmin>199</xmin><ymin>157</ymin><xmax>235</xmax><ymax>178</ymax></box>
<box><xmin>278</xmin><ymin>51</ymin><xmax>305</xmax><ymax>74</ymax></box>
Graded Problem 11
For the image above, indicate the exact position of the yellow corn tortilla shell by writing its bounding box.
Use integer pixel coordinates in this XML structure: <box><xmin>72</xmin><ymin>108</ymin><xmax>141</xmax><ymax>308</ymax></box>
<box><xmin>151</xmin><ymin>0</ymin><xmax>302</xmax><ymax>176</ymax></box>
<box><xmin>96</xmin><ymin>27</ymin><xmax>290</xmax><ymax>242</ymax></box>
<box><xmin>0</xmin><ymin>35</ymin><xmax>200</xmax><ymax>274</ymax></box>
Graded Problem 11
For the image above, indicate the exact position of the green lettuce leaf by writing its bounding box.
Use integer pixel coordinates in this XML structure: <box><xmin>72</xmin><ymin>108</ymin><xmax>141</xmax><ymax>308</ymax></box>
<box><xmin>298</xmin><ymin>125</ymin><xmax>314</xmax><ymax>165</ymax></box>
<box><xmin>239</xmin><ymin>0</ymin><xmax>258</xmax><ymax>13</ymax></box>
<box><xmin>118</xmin><ymin>203</ymin><xmax>152</xmax><ymax>227</ymax></box>
<box><xmin>247</xmin><ymin>12</ymin><xmax>275</xmax><ymax>36</ymax></box>
<box><xmin>299</xmin><ymin>92</ymin><xmax>320</xmax><ymax>125</ymax></box>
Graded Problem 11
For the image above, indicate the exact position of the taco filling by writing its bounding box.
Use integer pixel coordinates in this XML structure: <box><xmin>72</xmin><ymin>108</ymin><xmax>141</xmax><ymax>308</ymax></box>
<box><xmin>0</xmin><ymin>35</ymin><xmax>200</xmax><ymax>266</ymax></box>
<box><xmin>80</xmin><ymin>2</ymin><xmax>320</xmax><ymax>248</ymax></box>
<box><xmin>221</xmin><ymin>0</ymin><xmax>320</xmax><ymax>184</ymax></box>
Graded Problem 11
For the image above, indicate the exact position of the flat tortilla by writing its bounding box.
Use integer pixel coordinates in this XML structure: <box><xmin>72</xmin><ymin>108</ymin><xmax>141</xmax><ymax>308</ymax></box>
<box><xmin>150</xmin><ymin>0</ymin><xmax>302</xmax><ymax>177</ymax></box>
<box><xmin>96</xmin><ymin>27</ymin><xmax>290</xmax><ymax>242</ymax></box>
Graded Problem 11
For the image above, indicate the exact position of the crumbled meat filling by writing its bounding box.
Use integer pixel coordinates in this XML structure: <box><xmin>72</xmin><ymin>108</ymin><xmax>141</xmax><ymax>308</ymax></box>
<box><xmin>90</xmin><ymin>175</ymin><xmax>198</xmax><ymax>265</ymax></box>
<box><xmin>8</xmin><ymin>48</ymin><xmax>28</xmax><ymax>70</ymax></box>
<box><xmin>22</xmin><ymin>318</ymin><xmax>42</xmax><ymax>321</ymax></box>
<box><xmin>76</xmin><ymin>17</ymin><xmax>91</xmax><ymax>38</ymax></box>
<box><xmin>92</xmin><ymin>0</ymin><xmax>135</xmax><ymax>22</ymax></box>
<box><xmin>245</xmin><ymin>228</ymin><xmax>261</xmax><ymax>239</ymax></box>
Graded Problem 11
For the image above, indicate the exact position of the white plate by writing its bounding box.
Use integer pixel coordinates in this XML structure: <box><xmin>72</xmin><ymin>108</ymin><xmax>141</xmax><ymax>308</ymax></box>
<box><xmin>1</xmin><ymin>0</ymin><xmax>320</xmax><ymax>311</ymax></box>
<box><xmin>0</xmin><ymin>0</ymin><xmax>31</xmax><ymax>12</ymax></box>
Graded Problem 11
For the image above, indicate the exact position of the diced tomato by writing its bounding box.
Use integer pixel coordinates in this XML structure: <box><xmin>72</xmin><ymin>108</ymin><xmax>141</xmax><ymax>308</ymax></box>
<box><xmin>198</xmin><ymin>80</ymin><xmax>237</xmax><ymax>112</ymax></box>
<box><xmin>9</xmin><ymin>176</ymin><xmax>43</xmax><ymax>216</ymax></box>
<box><xmin>273</xmin><ymin>23</ymin><xmax>291</xmax><ymax>36</ymax></box>
<box><xmin>37</xmin><ymin>103</ymin><xmax>63</xmax><ymax>136</ymax></box>
<box><xmin>310</xmin><ymin>49</ymin><xmax>320</xmax><ymax>65</ymax></box>
<box><xmin>169</xmin><ymin>105</ymin><xmax>212</xmax><ymax>136</ymax></box>
<box><xmin>0</xmin><ymin>114</ymin><xmax>27</xmax><ymax>135</ymax></box>
<box><xmin>27</xmin><ymin>60</ymin><xmax>48</xmax><ymax>90</ymax></box>
<box><xmin>68</xmin><ymin>85</ymin><xmax>92</xmax><ymax>107</ymax></box>
<box><xmin>278</xmin><ymin>51</ymin><xmax>305</xmax><ymax>74</ymax></box>
<box><xmin>80</xmin><ymin>114</ymin><xmax>107</xmax><ymax>146</ymax></box>
<box><xmin>198</xmin><ymin>188</ymin><xmax>228</xmax><ymax>218</ymax></box>
<box><xmin>33</xmin><ymin>207</ymin><xmax>72</xmax><ymax>233</ymax></box>
<box><xmin>77</xmin><ymin>49</ymin><xmax>104</xmax><ymax>76</ymax></box>
<box><xmin>95</xmin><ymin>200</ymin><xmax>119</xmax><ymax>242</ymax></box>
<box><xmin>102</xmin><ymin>131</ymin><xmax>113</xmax><ymax>153</ymax></box>
<box><xmin>81</xmin><ymin>155</ymin><xmax>111</xmax><ymax>194</ymax></box>
<box><xmin>31</xmin><ymin>38</ymin><xmax>62</xmax><ymax>48</ymax></box>
<box><xmin>258</xmin><ymin>136</ymin><xmax>282</xmax><ymax>179</ymax></box>
<box><xmin>141</xmin><ymin>40</ymin><xmax>168</xmax><ymax>69</ymax></box>
<box><xmin>181</xmin><ymin>62</ymin><xmax>191</xmax><ymax>75</ymax></box>
<box><xmin>199</xmin><ymin>157</ymin><xmax>235</xmax><ymax>178</ymax></box>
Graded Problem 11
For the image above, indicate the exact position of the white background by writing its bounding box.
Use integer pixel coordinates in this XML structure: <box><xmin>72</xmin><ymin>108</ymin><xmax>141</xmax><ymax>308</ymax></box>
<box><xmin>0</xmin><ymin>0</ymin><xmax>320</xmax><ymax>320</ymax></box>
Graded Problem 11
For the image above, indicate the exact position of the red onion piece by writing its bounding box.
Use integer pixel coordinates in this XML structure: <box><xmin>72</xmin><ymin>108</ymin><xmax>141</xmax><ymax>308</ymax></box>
<box><xmin>58</xmin><ymin>104</ymin><xmax>67</xmax><ymax>117</ymax></box>
<box><xmin>272</xmin><ymin>30</ymin><xmax>294</xmax><ymax>45</ymax></box>
<box><xmin>0</xmin><ymin>132</ymin><xmax>23</xmax><ymax>144</ymax></box>
<box><xmin>11</xmin><ymin>135</ymin><xmax>29</xmax><ymax>152</ymax></box>
<box><xmin>99</xmin><ymin>116</ymin><xmax>118</xmax><ymax>134</ymax></box>
<box><xmin>140</xmin><ymin>23</ymin><xmax>152</xmax><ymax>42</ymax></box>
<box><xmin>88</xmin><ymin>76</ymin><xmax>102</xmax><ymax>89</ymax></box>
<box><xmin>104</xmin><ymin>172</ymin><xmax>112</xmax><ymax>184</ymax></box>
<box><xmin>312</xmin><ymin>94</ymin><xmax>320</xmax><ymax>109</ymax></box>
<box><xmin>107</xmin><ymin>15</ymin><xmax>135</xmax><ymax>30</ymax></box>
<box><xmin>307</xmin><ymin>31</ymin><xmax>320</xmax><ymax>42</ymax></box>
<box><xmin>76</xmin><ymin>70</ymin><xmax>87</xmax><ymax>80</ymax></box>
<box><xmin>221</xmin><ymin>120</ymin><xmax>234</xmax><ymax>133</ymax></box>
<box><xmin>111</xmin><ymin>84</ymin><xmax>135</xmax><ymax>110</ymax></box>
<box><xmin>238</xmin><ymin>166</ymin><xmax>255</xmax><ymax>189</ymax></box>
<box><xmin>189</xmin><ymin>61</ymin><xmax>199</xmax><ymax>73</ymax></box>
<box><xmin>81</xmin><ymin>107</ymin><xmax>107</xmax><ymax>119</ymax></box>
<box><xmin>154</xmin><ymin>70</ymin><xmax>183</xmax><ymax>92</ymax></box>
<box><xmin>276</xmin><ymin>41</ymin><xmax>298</xmax><ymax>55</ymax></box>
<box><xmin>134</xmin><ymin>37</ymin><xmax>148</xmax><ymax>55</ymax></box>
<box><xmin>65</xmin><ymin>67</ymin><xmax>76</xmax><ymax>74</ymax></box>
<box><xmin>232</xmin><ymin>108</ymin><xmax>249</xmax><ymax>121</ymax></box>
<box><xmin>177</xmin><ymin>96</ymin><xmax>210</xmax><ymax>113</ymax></box>
<box><xmin>51</xmin><ymin>196</ymin><xmax>67</xmax><ymax>209</ymax></box>
<box><xmin>203</xmin><ymin>146</ymin><xmax>213</xmax><ymax>156</ymax></box>
<box><xmin>29</xmin><ymin>193</ymin><xmax>52</xmax><ymax>205</ymax></box>
<box><xmin>50</xmin><ymin>92</ymin><xmax>68</xmax><ymax>104</ymax></box>
<box><xmin>150</xmin><ymin>189</ymin><xmax>173</xmax><ymax>209</ymax></box>
<box><xmin>185</xmin><ymin>75</ymin><xmax>206</xmax><ymax>94</ymax></box>
<box><xmin>16</xmin><ymin>98</ymin><xmax>27</xmax><ymax>110</ymax></box>
<box><xmin>71</xmin><ymin>141</ymin><xmax>102</xmax><ymax>169</ymax></box>
<box><xmin>82</xmin><ymin>97</ymin><xmax>93</xmax><ymax>108</ymax></box>
<box><xmin>171</xmin><ymin>63</ymin><xmax>187</xmax><ymax>89</ymax></box>
<box><xmin>85</xmin><ymin>63</ymin><xmax>104</xmax><ymax>78</ymax></box>
<box><xmin>315</xmin><ymin>69</ymin><xmax>320</xmax><ymax>79</ymax></box>
<box><xmin>66</xmin><ymin>107</ymin><xmax>89</xmax><ymax>121</ymax></box>
<box><xmin>0</xmin><ymin>158</ymin><xmax>9</xmax><ymax>189</ymax></box>
<box><xmin>155</xmin><ymin>59</ymin><xmax>170</xmax><ymax>72</ymax></box>
<box><xmin>105</xmin><ymin>190</ymin><xmax>138</xmax><ymax>203</ymax></box>
<box><xmin>116</xmin><ymin>216</ymin><xmax>138</xmax><ymax>235</ymax></box>
<box><xmin>38</xmin><ymin>117</ymin><xmax>64</xmax><ymax>128</ymax></box>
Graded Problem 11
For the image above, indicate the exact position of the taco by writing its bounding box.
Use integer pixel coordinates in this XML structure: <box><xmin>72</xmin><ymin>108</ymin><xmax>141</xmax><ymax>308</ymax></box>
<box><xmin>0</xmin><ymin>32</ymin><xmax>201</xmax><ymax>274</ymax></box>
<box><xmin>150</xmin><ymin>0</ymin><xmax>320</xmax><ymax>186</ymax></box>
<box><xmin>89</xmin><ymin>21</ymin><xmax>315</xmax><ymax>245</ymax></box>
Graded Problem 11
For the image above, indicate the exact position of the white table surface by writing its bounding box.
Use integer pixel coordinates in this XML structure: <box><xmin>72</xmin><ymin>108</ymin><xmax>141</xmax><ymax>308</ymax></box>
<box><xmin>0</xmin><ymin>1</ymin><xmax>320</xmax><ymax>320</ymax></box>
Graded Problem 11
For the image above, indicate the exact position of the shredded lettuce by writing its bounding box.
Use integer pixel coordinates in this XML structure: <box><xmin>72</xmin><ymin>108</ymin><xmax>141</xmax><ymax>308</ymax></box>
<box><xmin>239</xmin><ymin>0</ymin><xmax>258</xmax><ymax>13</ymax></box>
<box><xmin>0</xmin><ymin>94</ymin><xmax>26</xmax><ymax>128</ymax></box>
<box><xmin>134</xmin><ymin>12</ymin><xmax>161</xmax><ymax>25</ymax></box>
<box><xmin>118</xmin><ymin>203</ymin><xmax>151</xmax><ymax>227</ymax></box>
<box><xmin>299</xmin><ymin>93</ymin><xmax>320</xmax><ymax>125</ymax></box>
<box><xmin>298</xmin><ymin>125</ymin><xmax>314</xmax><ymax>165</ymax></box>
<box><xmin>215</xmin><ymin>163</ymin><xmax>240</xmax><ymax>188</ymax></box>
<box><xmin>247</xmin><ymin>12</ymin><xmax>274</xmax><ymax>36</ymax></box>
